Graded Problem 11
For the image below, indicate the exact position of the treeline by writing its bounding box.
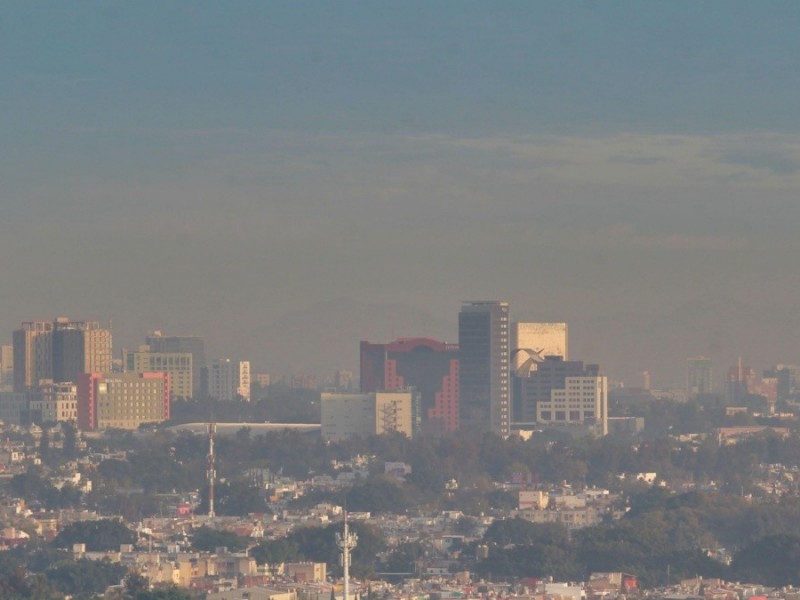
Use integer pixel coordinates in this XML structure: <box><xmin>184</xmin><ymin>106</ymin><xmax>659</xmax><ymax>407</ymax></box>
<box><xmin>474</xmin><ymin>489</ymin><xmax>800</xmax><ymax>587</ymax></box>
<box><xmin>12</xmin><ymin>425</ymin><xmax>800</xmax><ymax>520</ymax></box>
<box><xmin>244</xmin><ymin>489</ymin><xmax>800</xmax><ymax>587</ymax></box>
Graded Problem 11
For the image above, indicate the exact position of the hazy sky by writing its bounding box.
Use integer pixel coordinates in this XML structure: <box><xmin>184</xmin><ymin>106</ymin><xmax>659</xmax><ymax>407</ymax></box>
<box><xmin>3</xmin><ymin>2</ymin><xmax>800</xmax><ymax>387</ymax></box>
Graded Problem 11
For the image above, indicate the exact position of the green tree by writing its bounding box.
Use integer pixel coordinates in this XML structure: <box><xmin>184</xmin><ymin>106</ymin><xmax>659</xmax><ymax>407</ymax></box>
<box><xmin>346</xmin><ymin>477</ymin><xmax>411</xmax><ymax>514</ymax></box>
<box><xmin>732</xmin><ymin>534</ymin><xmax>800</xmax><ymax>586</ymax></box>
<box><xmin>46</xmin><ymin>558</ymin><xmax>127</xmax><ymax>597</ymax></box>
<box><xmin>483</xmin><ymin>518</ymin><xmax>568</xmax><ymax>548</ymax></box>
<box><xmin>52</xmin><ymin>519</ymin><xmax>136</xmax><ymax>552</ymax></box>
<box><xmin>191</xmin><ymin>526</ymin><xmax>249</xmax><ymax>552</ymax></box>
<box><xmin>252</xmin><ymin>521</ymin><xmax>385</xmax><ymax>579</ymax></box>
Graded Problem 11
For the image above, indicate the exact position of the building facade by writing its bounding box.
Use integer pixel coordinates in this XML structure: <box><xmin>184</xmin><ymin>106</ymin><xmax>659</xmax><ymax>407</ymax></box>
<box><xmin>360</xmin><ymin>337</ymin><xmax>459</xmax><ymax>434</ymax></box>
<box><xmin>77</xmin><ymin>372</ymin><xmax>170</xmax><ymax>431</ymax></box>
<box><xmin>536</xmin><ymin>375</ymin><xmax>608</xmax><ymax>435</ymax></box>
<box><xmin>145</xmin><ymin>332</ymin><xmax>206</xmax><ymax>398</ymax></box>
<box><xmin>13</xmin><ymin>318</ymin><xmax>111</xmax><ymax>392</ymax></box>
<box><xmin>123</xmin><ymin>346</ymin><xmax>193</xmax><ymax>400</ymax></box>
<box><xmin>458</xmin><ymin>301</ymin><xmax>510</xmax><ymax>436</ymax></box>
<box><xmin>514</xmin><ymin>356</ymin><xmax>600</xmax><ymax>425</ymax></box>
<box><xmin>51</xmin><ymin>319</ymin><xmax>112</xmax><ymax>383</ymax></box>
<box><xmin>687</xmin><ymin>357</ymin><xmax>713</xmax><ymax>396</ymax></box>
<box><xmin>0</xmin><ymin>345</ymin><xmax>13</xmax><ymax>390</ymax></box>
<box><xmin>30</xmin><ymin>381</ymin><xmax>78</xmax><ymax>424</ymax></box>
<box><xmin>13</xmin><ymin>321</ymin><xmax>54</xmax><ymax>392</ymax></box>
<box><xmin>320</xmin><ymin>392</ymin><xmax>413</xmax><ymax>441</ymax></box>
<box><xmin>208</xmin><ymin>359</ymin><xmax>251</xmax><ymax>401</ymax></box>
<box><xmin>511</xmin><ymin>322</ymin><xmax>568</xmax><ymax>374</ymax></box>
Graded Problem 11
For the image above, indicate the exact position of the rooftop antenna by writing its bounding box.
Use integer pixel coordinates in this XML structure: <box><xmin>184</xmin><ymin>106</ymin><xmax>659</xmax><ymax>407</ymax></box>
<box><xmin>207</xmin><ymin>422</ymin><xmax>216</xmax><ymax>518</ymax></box>
<box><xmin>336</xmin><ymin>510</ymin><xmax>358</xmax><ymax>600</ymax></box>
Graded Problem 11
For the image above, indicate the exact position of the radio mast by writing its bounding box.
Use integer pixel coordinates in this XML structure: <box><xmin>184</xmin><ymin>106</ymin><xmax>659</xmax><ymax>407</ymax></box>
<box><xmin>207</xmin><ymin>422</ymin><xmax>216</xmax><ymax>518</ymax></box>
<box><xmin>336</xmin><ymin>512</ymin><xmax>358</xmax><ymax>600</ymax></box>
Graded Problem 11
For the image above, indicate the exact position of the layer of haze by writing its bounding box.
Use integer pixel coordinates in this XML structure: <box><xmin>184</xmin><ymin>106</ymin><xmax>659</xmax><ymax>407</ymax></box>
<box><xmin>2</xmin><ymin>2</ymin><xmax>800</xmax><ymax>387</ymax></box>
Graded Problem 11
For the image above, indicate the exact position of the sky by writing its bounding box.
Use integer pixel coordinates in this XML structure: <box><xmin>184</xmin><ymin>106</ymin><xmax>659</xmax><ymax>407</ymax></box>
<box><xmin>2</xmin><ymin>2</ymin><xmax>800</xmax><ymax>388</ymax></box>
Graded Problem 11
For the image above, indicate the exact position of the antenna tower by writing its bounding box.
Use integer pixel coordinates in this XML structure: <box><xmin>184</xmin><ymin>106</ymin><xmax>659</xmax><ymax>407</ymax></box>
<box><xmin>336</xmin><ymin>512</ymin><xmax>358</xmax><ymax>600</ymax></box>
<box><xmin>207</xmin><ymin>422</ymin><xmax>216</xmax><ymax>518</ymax></box>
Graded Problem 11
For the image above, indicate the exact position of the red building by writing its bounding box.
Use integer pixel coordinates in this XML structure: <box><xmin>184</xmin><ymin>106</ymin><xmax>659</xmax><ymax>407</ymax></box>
<box><xmin>360</xmin><ymin>338</ymin><xmax>459</xmax><ymax>434</ymax></box>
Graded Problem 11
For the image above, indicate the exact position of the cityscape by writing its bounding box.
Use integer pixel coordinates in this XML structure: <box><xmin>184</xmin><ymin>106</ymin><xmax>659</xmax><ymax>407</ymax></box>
<box><xmin>0</xmin><ymin>305</ymin><xmax>799</xmax><ymax>599</ymax></box>
<box><xmin>4</xmin><ymin>2</ymin><xmax>800</xmax><ymax>600</ymax></box>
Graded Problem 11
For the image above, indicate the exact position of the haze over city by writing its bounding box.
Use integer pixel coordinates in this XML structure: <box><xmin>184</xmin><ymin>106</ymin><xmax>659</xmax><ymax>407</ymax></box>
<box><xmin>3</xmin><ymin>2</ymin><xmax>800</xmax><ymax>387</ymax></box>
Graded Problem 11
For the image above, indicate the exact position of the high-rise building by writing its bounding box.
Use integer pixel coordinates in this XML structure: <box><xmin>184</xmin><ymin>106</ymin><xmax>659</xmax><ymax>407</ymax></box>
<box><xmin>0</xmin><ymin>345</ymin><xmax>13</xmax><ymax>389</ymax></box>
<box><xmin>145</xmin><ymin>332</ymin><xmax>206</xmax><ymax>398</ymax></box>
<box><xmin>13</xmin><ymin>318</ymin><xmax>111</xmax><ymax>392</ymax></box>
<box><xmin>321</xmin><ymin>392</ymin><xmax>414</xmax><ymax>441</ymax></box>
<box><xmin>361</xmin><ymin>337</ymin><xmax>459</xmax><ymax>434</ymax></box>
<box><xmin>208</xmin><ymin>358</ymin><xmax>251</xmax><ymax>401</ymax></box>
<box><xmin>237</xmin><ymin>361</ymin><xmax>251</xmax><ymax>401</ymax></box>
<box><xmin>511</xmin><ymin>322</ymin><xmax>568</xmax><ymax>373</ymax></box>
<box><xmin>77</xmin><ymin>371</ymin><xmax>170</xmax><ymax>431</ymax></box>
<box><xmin>726</xmin><ymin>361</ymin><xmax>755</xmax><ymax>404</ymax></box>
<box><xmin>123</xmin><ymin>346</ymin><xmax>193</xmax><ymax>400</ymax></box>
<box><xmin>13</xmin><ymin>320</ymin><xmax>54</xmax><ymax>392</ymax></box>
<box><xmin>514</xmin><ymin>356</ymin><xmax>601</xmax><ymax>424</ymax></box>
<box><xmin>687</xmin><ymin>357</ymin><xmax>713</xmax><ymax>396</ymax></box>
<box><xmin>52</xmin><ymin>319</ymin><xmax>112</xmax><ymax>383</ymax></box>
<box><xmin>510</xmin><ymin>322</ymin><xmax>569</xmax><ymax>423</ymax></box>
<box><xmin>458</xmin><ymin>301</ymin><xmax>510</xmax><ymax>437</ymax></box>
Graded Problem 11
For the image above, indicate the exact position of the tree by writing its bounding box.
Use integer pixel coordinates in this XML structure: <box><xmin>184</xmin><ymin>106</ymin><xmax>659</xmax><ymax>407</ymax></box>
<box><xmin>132</xmin><ymin>586</ymin><xmax>197</xmax><ymax>600</ymax></box>
<box><xmin>38</xmin><ymin>428</ymin><xmax>51</xmax><ymax>464</ymax></box>
<box><xmin>483</xmin><ymin>518</ymin><xmax>567</xmax><ymax>548</ymax></box>
<box><xmin>252</xmin><ymin>521</ymin><xmax>386</xmax><ymax>578</ymax></box>
<box><xmin>125</xmin><ymin>572</ymin><xmax>150</xmax><ymax>598</ymax></box>
<box><xmin>46</xmin><ymin>558</ymin><xmax>127</xmax><ymax>597</ymax></box>
<box><xmin>62</xmin><ymin>422</ymin><xmax>78</xmax><ymax>460</ymax></box>
<box><xmin>196</xmin><ymin>480</ymin><xmax>267</xmax><ymax>516</ymax></box>
<box><xmin>345</xmin><ymin>477</ymin><xmax>411</xmax><ymax>514</ymax></box>
<box><xmin>732</xmin><ymin>534</ymin><xmax>800</xmax><ymax>586</ymax></box>
<box><xmin>52</xmin><ymin>519</ymin><xmax>136</xmax><ymax>552</ymax></box>
<box><xmin>191</xmin><ymin>526</ymin><xmax>249</xmax><ymax>552</ymax></box>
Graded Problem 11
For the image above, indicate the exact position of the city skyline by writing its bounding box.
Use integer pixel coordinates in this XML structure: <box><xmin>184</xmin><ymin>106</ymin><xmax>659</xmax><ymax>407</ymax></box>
<box><xmin>3</xmin><ymin>3</ymin><xmax>800</xmax><ymax>387</ymax></box>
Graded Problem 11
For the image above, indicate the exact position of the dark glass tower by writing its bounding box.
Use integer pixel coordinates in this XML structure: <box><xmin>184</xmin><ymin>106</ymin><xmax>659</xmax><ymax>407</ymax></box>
<box><xmin>458</xmin><ymin>301</ymin><xmax>509</xmax><ymax>436</ymax></box>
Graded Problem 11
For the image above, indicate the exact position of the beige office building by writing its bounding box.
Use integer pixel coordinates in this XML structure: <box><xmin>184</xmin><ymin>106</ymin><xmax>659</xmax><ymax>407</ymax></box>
<box><xmin>321</xmin><ymin>392</ymin><xmax>413</xmax><ymax>441</ymax></box>
<box><xmin>123</xmin><ymin>346</ymin><xmax>193</xmax><ymax>400</ymax></box>
<box><xmin>13</xmin><ymin>318</ymin><xmax>112</xmax><ymax>392</ymax></box>
<box><xmin>77</xmin><ymin>372</ymin><xmax>169</xmax><ymax>431</ymax></box>
<box><xmin>511</xmin><ymin>322</ymin><xmax>568</xmax><ymax>374</ymax></box>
